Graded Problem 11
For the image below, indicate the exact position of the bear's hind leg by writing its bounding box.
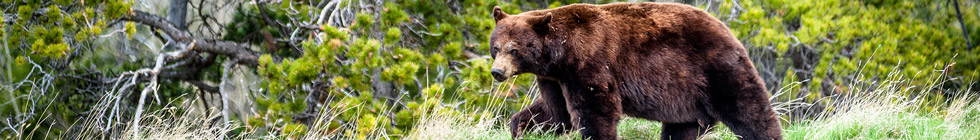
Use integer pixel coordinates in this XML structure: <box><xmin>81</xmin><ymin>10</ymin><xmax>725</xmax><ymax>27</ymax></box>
<box><xmin>705</xmin><ymin>52</ymin><xmax>783</xmax><ymax>140</ymax></box>
<box><xmin>715</xmin><ymin>106</ymin><xmax>782</xmax><ymax>140</ymax></box>
<box><xmin>705</xmin><ymin>72</ymin><xmax>783</xmax><ymax>139</ymax></box>
<box><xmin>661</xmin><ymin>122</ymin><xmax>715</xmax><ymax>140</ymax></box>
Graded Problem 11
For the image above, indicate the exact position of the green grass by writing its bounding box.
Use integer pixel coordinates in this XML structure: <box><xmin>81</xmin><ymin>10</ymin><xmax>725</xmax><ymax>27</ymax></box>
<box><xmin>406</xmin><ymin>101</ymin><xmax>980</xmax><ymax>140</ymax></box>
<box><xmin>405</xmin><ymin>77</ymin><xmax>980</xmax><ymax>140</ymax></box>
<box><xmin>781</xmin><ymin>98</ymin><xmax>980</xmax><ymax>140</ymax></box>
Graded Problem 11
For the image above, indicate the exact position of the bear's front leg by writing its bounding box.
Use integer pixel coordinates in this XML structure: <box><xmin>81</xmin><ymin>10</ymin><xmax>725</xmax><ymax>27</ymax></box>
<box><xmin>511</xmin><ymin>78</ymin><xmax>572</xmax><ymax>138</ymax></box>
<box><xmin>561</xmin><ymin>80</ymin><xmax>622</xmax><ymax>140</ymax></box>
<box><xmin>510</xmin><ymin>100</ymin><xmax>570</xmax><ymax>138</ymax></box>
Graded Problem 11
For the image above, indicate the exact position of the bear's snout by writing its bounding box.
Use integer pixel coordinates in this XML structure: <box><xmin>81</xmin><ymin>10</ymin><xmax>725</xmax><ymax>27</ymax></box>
<box><xmin>491</xmin><ymin>69</ymin><xmax>507</xmax><ymax>82</ymax></box>
<box><xmin>491</xmin><ymin>53</ymin><xmax>516</xmax><ymax>82</ymax></box>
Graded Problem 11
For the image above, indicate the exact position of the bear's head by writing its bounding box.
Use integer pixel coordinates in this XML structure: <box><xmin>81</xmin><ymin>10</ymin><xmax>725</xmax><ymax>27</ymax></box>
<box><xmin>489</xmin><ymin>6</ymin><xmax>554</xmax><ymax>82</ymax></box>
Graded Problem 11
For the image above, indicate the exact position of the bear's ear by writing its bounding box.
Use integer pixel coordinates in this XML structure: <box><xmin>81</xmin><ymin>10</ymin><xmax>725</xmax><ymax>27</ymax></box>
<box><xmin>493</xmin><ymin>6</ymin><xmax>508</xmax><ymax>22</ymax></box>
<box><xmin>528</xmin><ymin>12</ymin><xmax>553</xmax><ymax>34</ymax></box>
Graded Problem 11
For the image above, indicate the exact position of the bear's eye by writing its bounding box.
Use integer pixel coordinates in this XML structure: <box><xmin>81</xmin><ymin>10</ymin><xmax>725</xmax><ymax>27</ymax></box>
<box><xmin>490</xmin><ymin>46</ymin><xmax>498</xmax><ymax>58</ymax></box>
<box><xmin>509</xmin><ymin>48</ymin><xmax>518</xmax><ymax>54</ymax></box>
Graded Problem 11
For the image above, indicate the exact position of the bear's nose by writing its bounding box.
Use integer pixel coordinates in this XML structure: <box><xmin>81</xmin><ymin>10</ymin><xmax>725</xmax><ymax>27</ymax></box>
<box><xmin>491</xmin><ymin>69</ymin><xmax>506</xmax><ymax>82</ymax></box>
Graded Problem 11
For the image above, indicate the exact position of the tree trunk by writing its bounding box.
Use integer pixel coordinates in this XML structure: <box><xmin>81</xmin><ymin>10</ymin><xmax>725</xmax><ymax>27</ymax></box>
<box><xmin>168</xmin><ymin>0</ymin><xmax>188</xmax><ymax>30</ymax></box>
<box><xmin>167</xmin><ymin>0</ymin><xmax>188</xmax><ymax>50</ymax></box>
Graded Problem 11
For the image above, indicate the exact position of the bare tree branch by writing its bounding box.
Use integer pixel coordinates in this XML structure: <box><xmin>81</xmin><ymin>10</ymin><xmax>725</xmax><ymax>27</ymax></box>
<box><xmin>217</xmin><ymin>58</ymin><xmax>238</xmax><ymax>140</ymax></box>
<box><xmin>188</xmin><ymin>80</ymin><xmax>219</xmax><ymax>93</ymax></box>
<box><xmin>123</xmin><ymin>10</ymin><xmax>261</xmax><ymax>66</ymax></box>
<box><xmin>257</xmin><ymin>2</ymin><xmax>287</xmax><ymax>35</ymax></box>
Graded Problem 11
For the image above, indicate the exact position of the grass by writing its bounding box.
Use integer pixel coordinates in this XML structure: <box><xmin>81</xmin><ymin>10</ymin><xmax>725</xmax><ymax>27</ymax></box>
<box><xmin>59</xmin><ymin>73</ymin><xmax>980</xmax><ymax>140</ymax></box>
<box><xmin>404</xmin><ymin>75</ymin><xmax>980</xmax><ymax>140</ymax></box>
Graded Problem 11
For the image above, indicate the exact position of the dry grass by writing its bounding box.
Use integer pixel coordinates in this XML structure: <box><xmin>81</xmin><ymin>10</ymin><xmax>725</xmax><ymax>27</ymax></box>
<box><xmin>59</xmin><ymin>71</ymin><xmax>979</xmax><ymax>140</ymax></box>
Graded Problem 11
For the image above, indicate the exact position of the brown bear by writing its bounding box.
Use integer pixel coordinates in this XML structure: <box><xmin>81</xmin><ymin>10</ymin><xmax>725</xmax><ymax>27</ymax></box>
<box><xmin>488</xmin><ymin>2</ymin><xmax>783</xmax><ymax>140</ymax></box>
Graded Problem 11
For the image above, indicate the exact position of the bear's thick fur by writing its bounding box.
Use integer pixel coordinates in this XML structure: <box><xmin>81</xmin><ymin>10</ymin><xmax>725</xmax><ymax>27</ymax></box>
<box><xmin>488</xmin><ymin>2</ymin><xmax>782</xmax><ymax>140</ymax></box>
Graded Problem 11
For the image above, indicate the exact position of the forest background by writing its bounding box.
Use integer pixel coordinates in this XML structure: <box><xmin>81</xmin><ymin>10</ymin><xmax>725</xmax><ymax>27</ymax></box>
<box><xmin>1</xmin><ymin>0</ymin><xmax>979</xmax><ymax>139</ymax></box>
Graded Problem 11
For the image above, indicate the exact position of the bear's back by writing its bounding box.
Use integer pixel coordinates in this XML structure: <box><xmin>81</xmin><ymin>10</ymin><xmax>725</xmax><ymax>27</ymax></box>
<box><xmin>521</xmin><ymin>2</ymin><xmax>730</xmax><ymax>53</ymax></box>
<box><xmin>519</xmin><ymin>2</ymin><xmax>709</xmax><ymax>33</ymax></box>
